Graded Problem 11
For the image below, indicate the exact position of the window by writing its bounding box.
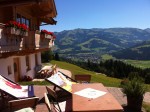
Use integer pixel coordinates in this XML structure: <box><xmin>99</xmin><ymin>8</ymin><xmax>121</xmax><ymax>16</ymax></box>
<box><xmin>26</xmin><ymin>19</ymin><xmax>30</xmax><ymax>28</ymax></box>
<box><xmin>26</xmin><ymin>56</ymin><xmax>31</xmax><ymax>71</ymax></box>
<box><xmin>8</xmin><ymin>66</ymin><xmax>12</xmax><ymax>75</ymax></box>
<box><xmin>16</xmin><ymin>14</ymin><xmax>30</xmax><ymax>28</ymax></box>
<box><xmin>21</xmin><ymin>16</ymin><xmax>26</xmax><ymax>24</ymax></box>
<box><xmin>16</xmin><ymin>14</ymin><xmax>21</xmax><ymax>23</ymax></box>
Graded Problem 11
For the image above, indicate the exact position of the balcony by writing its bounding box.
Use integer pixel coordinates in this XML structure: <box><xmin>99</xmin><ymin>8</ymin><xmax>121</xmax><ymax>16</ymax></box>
<box><xmin>0</xmin><ymin>27</ymin><xmax>23</xmax><ymax>53</ymax></box>
<box><xmin>35</xmin><ymin>33</ymin><xmax>54</xmax><ymax>49</ymax></box>
<box><xmin>0</xmin><ymin>25</ymin><xmax>54</xmax><ymax>56</ymax></box>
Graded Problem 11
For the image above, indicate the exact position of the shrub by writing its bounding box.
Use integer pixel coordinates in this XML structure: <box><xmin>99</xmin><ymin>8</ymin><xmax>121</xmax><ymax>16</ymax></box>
<box><xmin>128</xmin><ymin>72</ymin><xmax>140</xmax><ymax>80</ymax></box>
<box><xmin>22</xmin><ymin>75</ymin><xmax>33</xmax><ymax>81</ymax></box>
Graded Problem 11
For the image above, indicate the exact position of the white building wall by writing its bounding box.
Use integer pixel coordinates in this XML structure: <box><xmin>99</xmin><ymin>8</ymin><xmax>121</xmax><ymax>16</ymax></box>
<box><xmin>0</xmin><ymin>52</ymin><xmax>42</xmax><ymax>82</ymax></box>
<box><xmin>25</xmin><ymin>54</ymin><xmax>36</xmax><ymax>78</ymax></box>
<box><xmin>37</xmin><ymin>52</ymin><xmax>41</xmax><ymax>65</ymax></box>
<box><xmin>0</xmin><ymin>57</ymin><xmax>15</xmax><ymax>81</ymax></box>
<box><xmin>20</xmin><ymin>56</ymin><xmax>28</xmax><ymax>79</ymax></box>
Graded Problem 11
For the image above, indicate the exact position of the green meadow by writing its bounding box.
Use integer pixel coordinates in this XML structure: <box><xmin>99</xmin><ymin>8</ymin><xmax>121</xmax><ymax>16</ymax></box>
<box><xmin>124</xmin><ymin>60</ymin><xmax>150</xmax><ymax>69</ymax></box>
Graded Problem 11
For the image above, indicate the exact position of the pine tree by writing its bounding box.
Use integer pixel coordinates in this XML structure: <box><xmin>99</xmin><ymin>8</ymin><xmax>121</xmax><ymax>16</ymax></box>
<box><xmin>54</xmin><ymin>52</ymin><xmax>60</xmax><ymax>61</ymax></box>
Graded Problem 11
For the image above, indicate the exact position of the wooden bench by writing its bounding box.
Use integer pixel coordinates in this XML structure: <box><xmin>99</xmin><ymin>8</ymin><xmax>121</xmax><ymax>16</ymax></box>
<box><xmin>74</xmin><ymin>74</ymin><xmax>91</xmax><ymax>83</ymax></box>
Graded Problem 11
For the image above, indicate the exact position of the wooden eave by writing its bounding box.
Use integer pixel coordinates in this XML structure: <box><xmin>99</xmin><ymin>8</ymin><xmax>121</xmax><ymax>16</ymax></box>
<box><xmin>31</xmin><ymin>0</ymin><xmax>57</xmax><ymax>17</ymax></box>
<box><xmin>31</xmin><ymin>0</ymin><xmax>57</xmax><ymax>24</ymax></box>
<box><xmin>0</xmin><ymin>0</ymin><xmax>57</xmax><ymax>24</ymax></box>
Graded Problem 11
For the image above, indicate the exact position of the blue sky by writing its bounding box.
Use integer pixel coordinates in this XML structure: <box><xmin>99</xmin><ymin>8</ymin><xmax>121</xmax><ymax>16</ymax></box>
<box><xmin>41</xmin><ymin>0</ymin><xmax>150</xmax><ymax>32</ymax></box>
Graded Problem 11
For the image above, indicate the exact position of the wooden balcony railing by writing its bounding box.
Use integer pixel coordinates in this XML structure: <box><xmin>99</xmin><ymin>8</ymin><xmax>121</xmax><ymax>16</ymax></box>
<box><xmin>0</xmin><ymin>27</ymin><xmax>23</xmax><ymax>53</ymax></box>
<box><xmin>35</xmin><ymin>33</ymin><xmax>54</xmax><ymax>49</ymax></box>
<box><xmin>0</xmin><ymin>25</ymin><xmax>54</xmax><ymax>54</ymax></box>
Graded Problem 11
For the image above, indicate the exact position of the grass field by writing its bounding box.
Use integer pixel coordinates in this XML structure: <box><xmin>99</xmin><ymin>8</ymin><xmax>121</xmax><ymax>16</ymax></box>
<box><xmin>101</xmin><ymin>54</ymin><xmax>150</xmax><ymax>69</ymax></box>
<box><xmin>124</xmin><ymin>59</ymin><xmax>150</xmax><ymax>69</ymax></box>
<box><xmin>101</xmin><ymin>54</ymin><xmax>114</xmax><ymax>60</ymax></box>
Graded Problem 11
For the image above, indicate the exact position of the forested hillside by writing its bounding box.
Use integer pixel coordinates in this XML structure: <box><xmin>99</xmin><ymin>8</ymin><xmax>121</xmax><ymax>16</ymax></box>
<box><xmin>112</xmin><ymin>40</ymin><xmax>150</xmax><ymax>60</ymax></box>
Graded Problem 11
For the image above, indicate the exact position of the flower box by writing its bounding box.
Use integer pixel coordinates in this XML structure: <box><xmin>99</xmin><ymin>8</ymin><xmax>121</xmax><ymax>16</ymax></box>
<box><xmin>41</xmin><ymin>29</ymin><xmax>56</xmax><ymax>40</ymax></box>
<box><xmin>23</xmin><ymin>31</ymin><xmax>28</xmax><ymax>36</ymax></box>
<box><xmin>20</xmin><ymin>31</ymin><xmax>28</xmax><ymax>36</ymax></box>
<box><xmin>5</xmin><ymin>20</ymin><xmax>29</xmax><ymax>36</ymax></box>
<box><xmin>15</xmin><ymin>29</ymin><xmax>21</xmax><ymax>35</ymax></box>
<box><xmin>40</xmin><ymin>34</ymin><xmax>52</xmax><ymax>40</ymax></box>
<box><xmin>45</xmin><ymin>34</ymin><xmax>52</xmax><ymax>39</ymax></box>
<box><xmin>6</xmin><ymin>27</ymin><xmax>21</xmax><ymax>35</ymax></box>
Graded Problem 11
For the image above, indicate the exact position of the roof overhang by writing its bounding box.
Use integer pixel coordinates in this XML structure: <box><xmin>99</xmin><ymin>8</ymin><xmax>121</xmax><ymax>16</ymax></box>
<box><xmin>0</xmin><ymin>0</ymin><xmax>57</xmax><ymax>25</ymax></box>
<box><xmin>40</xmin><ymin>18</ymin><xmax>57</xmax><ymax>25</ymax></box>
<box><xmin>30</xmin><ymin>0</ymin><xmax>57</xmax><ymax>18</ymax></box>
<box><xmin>0</xmin><ymin>0</ymin><xmax>48</xmax><ymax>7</ymax></box>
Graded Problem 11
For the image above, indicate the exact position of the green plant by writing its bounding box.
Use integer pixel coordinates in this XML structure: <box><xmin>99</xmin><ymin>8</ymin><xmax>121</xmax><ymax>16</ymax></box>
<box><xmin>122</xmin><ymin>77</ymin><xmax>147</xmax><ymax>111</ymax></box>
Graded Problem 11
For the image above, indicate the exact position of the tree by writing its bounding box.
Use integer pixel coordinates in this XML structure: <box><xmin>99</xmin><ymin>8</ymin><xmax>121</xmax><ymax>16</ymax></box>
<box><xmin>87</xmin><ymin>59</ymin><xmax>91</xmax><ymax>68</ymax></box>
<box><xmin>41</xmin><ymin>50</ymin><xmax>54</xmax><ymax>62</ymax></box>
<box><xmin>145</xmin><ymin>73</ymin><xmax>150</xmax><ymax>84</ymax></box>
<box><xmin>54</xmin><ymin>52</ymin><xmax>60</xmax><ymax>61</ymax></box>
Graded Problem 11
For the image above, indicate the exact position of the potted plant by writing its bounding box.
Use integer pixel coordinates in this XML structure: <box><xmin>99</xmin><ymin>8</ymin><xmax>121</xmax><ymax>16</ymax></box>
<box><xmin>121</xmin><ymin>76</ymin><xmax>147</xmax><ymax>112</ymax></box>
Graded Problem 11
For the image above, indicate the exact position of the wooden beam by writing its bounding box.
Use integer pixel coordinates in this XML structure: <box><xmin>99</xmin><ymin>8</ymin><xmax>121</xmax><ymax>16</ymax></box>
<box><xmin>0</xmin><ymin>47</ymin><xmax>51</xmax><ymax>59</ymax></box>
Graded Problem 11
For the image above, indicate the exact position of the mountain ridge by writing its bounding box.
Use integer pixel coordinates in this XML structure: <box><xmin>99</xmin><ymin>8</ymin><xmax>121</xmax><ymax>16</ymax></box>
<box><xmin>54</xmin><ymin>28</ymin><xmax>150</xmax><ymax>60</ymax></box>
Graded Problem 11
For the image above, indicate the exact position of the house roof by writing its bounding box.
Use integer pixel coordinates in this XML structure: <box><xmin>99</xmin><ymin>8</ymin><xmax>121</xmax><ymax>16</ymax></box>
<box><xmin>0</xmin><ymin>0</ymin><xmax>57</xmax><ymax>25</ymax></box>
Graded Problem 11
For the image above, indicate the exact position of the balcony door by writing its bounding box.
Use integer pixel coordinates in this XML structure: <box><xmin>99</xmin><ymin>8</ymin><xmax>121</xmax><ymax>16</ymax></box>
<box><xmin>13</xmin><ymin>58</ymin><xmax>20</xmax><ymax>82</ymax></box>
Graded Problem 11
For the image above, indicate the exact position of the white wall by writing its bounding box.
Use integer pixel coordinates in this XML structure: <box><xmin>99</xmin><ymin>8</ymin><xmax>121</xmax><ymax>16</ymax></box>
<box><xmin>0</xmin><ymin>52</ymin><xmax>42</xmax><ymax>82</ymax></box>
<box><xmin>19</xmin><ymin>56</ymin><xmax>26</xmax><ymax>79</ymax></box>
<box><xmin>37</xmin><ymin>52</ymin><xmax>41</xmax><ymax>65</ymax></box>
<box><xmin>25</xmin><ymin>54</ymin><xmax>36</xmax><ymax>78</ymax></box>
<box><xmin>0</xmin><ymin>57</ymin><xmax>15</xmax><ymax>81</ymax></box>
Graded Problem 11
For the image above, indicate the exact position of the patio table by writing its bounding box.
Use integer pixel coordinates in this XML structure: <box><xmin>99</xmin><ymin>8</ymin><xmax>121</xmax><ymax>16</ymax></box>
<box><xmin>72</xmin><ymin>83</ymin><xmax>123</xmax><ymax>112</ymax></box>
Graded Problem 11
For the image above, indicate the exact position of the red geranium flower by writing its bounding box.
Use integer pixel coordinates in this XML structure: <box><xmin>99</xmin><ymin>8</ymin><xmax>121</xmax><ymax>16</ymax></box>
<box><xmin>41</xmin><ymin>29</ymin><xmax>56</xmax><ymax>39</ymax></box>
<box><xmin>5</xmin><ymin>20</ymin><xmax>29</xmax><ymax>31</ymax></box>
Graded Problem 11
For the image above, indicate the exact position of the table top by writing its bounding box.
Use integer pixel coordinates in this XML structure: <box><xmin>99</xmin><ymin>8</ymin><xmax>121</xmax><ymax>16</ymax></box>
<box><xmin>72</xmin><ymin>83</ymin><xmax>123</xmax><ymax>112</ymax></box>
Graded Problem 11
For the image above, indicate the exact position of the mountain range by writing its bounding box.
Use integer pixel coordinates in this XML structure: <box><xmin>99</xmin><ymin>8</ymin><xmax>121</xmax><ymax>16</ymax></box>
<box><xmin>54</xmin><ymin>28</ymin><xmax>150</xmax><ymax>60</ymax></box>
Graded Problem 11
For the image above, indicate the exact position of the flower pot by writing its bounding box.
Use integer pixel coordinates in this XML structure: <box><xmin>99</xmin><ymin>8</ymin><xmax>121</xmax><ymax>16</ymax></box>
<box><xmin>6</xmin><ymin>27</ymin><xmax>21</xmax><ymax>35</ymax></box>
<box><xmin>45</xmin><ymin>34</ymin><xmax>52</xmax><ymax>39</ymax></box>
<box><xmin>23</xmin><ymin>31</ymin><xmax>28</xmax><ymax>36</ymax></box>
<box><xmin>127</xmin><ymin>95</ymin><xmax>143</xmax><ymax>112</ymax></box>
<box><xmin>6</xmin><ymin>27</ymin><xmax>15</xmax><ymax>35</ymax></box>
